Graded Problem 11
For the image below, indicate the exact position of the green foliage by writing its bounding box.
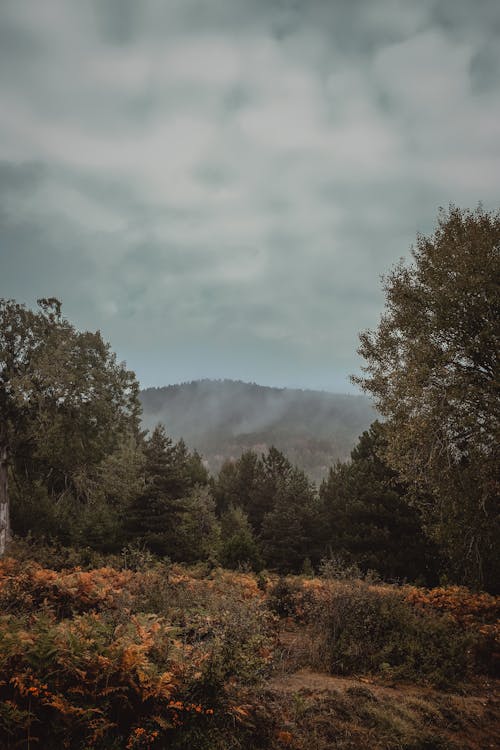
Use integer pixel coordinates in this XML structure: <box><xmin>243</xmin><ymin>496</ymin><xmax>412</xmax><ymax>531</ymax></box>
<box><xmin>0</xmin><ymin>297</ymin><xmax>140</xmax><ymax>555</ymax></box>
<box><xmin>354</xmin><ymin>206</ymin><xmax>500</xmax><ymax>591</ymax></box>
<box><xmin>267</xmin><ymin>576</ymin><xmax>303</xmax><ymax>618</ymax></box>
<box><xmin>6</xmin><ymin>536</ymin><xmax>124</xmax><ymax>570</ymax></box>
<box><xmin>175</xmin><ymin>486</ymin><xmax>221</xmax><ymax>564</ymax></box>
<box><xmin>121</xmin><ymin>541</ymin><xmax>158</xmax><ymax>571</ymax></box>
<box><xmin>320</xmin><ymin>422</ymin><xmax>439</xmax><ymax>584</ymax></box>
<box><xmin>261</xmin><ymin>465</ymin><xmax>321</xmax><ymax>572</ymax></box>
<box><xmin>318</xmin><ymin>554</ymin><xmax>366</xmax><ymax>582</ymax></box>
<box><xmin>125</xmin><ymin>426</ymin><xmax>211</xmax><ymax>559</ymax></box>
<box><xmin>1</xmin><ymin>297</ymin><xmax>140</xmax><ymax>491</ymax></box>
<box><xmin>312</xmin><ymin>581</ymin><xmax>474</xmax><ymax>686</ymax></box>
<box><xmin>220</xmin><ymin>505</ymin><xmax>262</xmax><ymax>571</ymax></box>
<box><xmin>214</xmin><ymin>447</ymin><xmax>322</xmax><ymax>573</ymax></box>
<box><xmin>212</xmin><ymin>451</ymin><xmax>264</xmax><ymax>530</ymax></box>
<box><xmin>96</xmin><ymin>436</ymin><xmax>146</xmax><ymax>510</ymax></box>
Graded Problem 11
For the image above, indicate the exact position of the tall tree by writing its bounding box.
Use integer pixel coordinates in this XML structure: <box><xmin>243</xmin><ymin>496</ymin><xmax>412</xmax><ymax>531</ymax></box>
<box><xmin>0</xmin><ymin>298</ymin><xmax>140</xmax><ymax>555</ymax></box>
<box><xmin>174</xmin><ymin>486</ymin><xmax>220</xmax><ymax>563</ymax></box>
<box><xmin>320</xmin><ymin>422</ymin><xmax>439</xmax><ymax>583</ymax></box>
<box><xmin>126</xmin><ymin>425</ymin><xmax>209</xmax><ymax>558</ymax></box>
<box><xmin>353</xmin><ymin>206</ymin><xmax>500</xmax><ymax>589</ymax></box>
<box><xmin>251</xmin><ymin>446</ymin><xmax>294</xmax><ymax>533</ymax></box>
<box><xmin>220</xmin><ymin>505</ymin><xmax>262</xmax><ymax>570</ymax></box>
<box><xmin>260</xmin><ymin>464</ymin><xmax>321</xmax><ymax>572</ymax></box>
<box><xmin>212</xmin><ymin>450</ymin><xmax>269</xmax><ymax>532</ymax></box>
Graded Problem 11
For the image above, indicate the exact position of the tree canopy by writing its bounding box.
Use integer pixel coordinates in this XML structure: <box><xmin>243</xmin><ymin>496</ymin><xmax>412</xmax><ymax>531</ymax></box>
<box><xmin>353</xmin><ymin>206</ymin><xmax>500</xmax><ymax>589</ymax></box>
<box><xmin>320</xmin><ymin>422</ymin><xmax>439</xmax><ymax>584</ymax></box>
<box><xmin>0</xmin><ymin>298</ymin><xmax>141</xmax><ymax>554</ymax></box>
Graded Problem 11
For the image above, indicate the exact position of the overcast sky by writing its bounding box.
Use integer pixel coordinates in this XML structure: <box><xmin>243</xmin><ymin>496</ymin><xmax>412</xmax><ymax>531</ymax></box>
<box><xmin>1</xmin><ymin>0</ymin><xmax>499</xmax><ymax>392</ymax></box>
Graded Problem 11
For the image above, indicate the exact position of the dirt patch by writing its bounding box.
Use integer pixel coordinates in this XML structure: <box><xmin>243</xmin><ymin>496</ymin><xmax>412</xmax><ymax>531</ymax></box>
<box><xmin>266</xmin><ymin>668</ymin><xmax>500</xmax><ymax>750</ymax></box>
<box><xmin>269</xmin><ymin>667</ymin><xmax>496</xmax><ymax>700</ymax></box>
<box><xmin>269</xmin><ymin>668</ymin><xmax>388</xmax><ymax>695</ymax></box>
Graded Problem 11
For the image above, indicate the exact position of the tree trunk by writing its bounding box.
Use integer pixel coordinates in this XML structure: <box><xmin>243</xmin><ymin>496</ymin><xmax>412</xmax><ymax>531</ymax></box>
<box><xmin>0</xmin><ymin>439</ymin><xmax>10</xmax><ymax>557</ymax></box>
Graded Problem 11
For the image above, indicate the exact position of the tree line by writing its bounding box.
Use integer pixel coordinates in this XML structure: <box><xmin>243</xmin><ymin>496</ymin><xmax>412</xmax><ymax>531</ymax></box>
<box><xmin>1</xmin><ymin>206</ymin><xmax>498</xmax><ymax>590</ymax></box>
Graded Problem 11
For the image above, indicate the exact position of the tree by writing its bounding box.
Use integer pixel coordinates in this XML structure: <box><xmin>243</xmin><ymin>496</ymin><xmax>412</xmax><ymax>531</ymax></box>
<box><xmin>212</xmin><ymin>451</ymin><xmax>261</xmax><ymax>521</ymax></box>
<box><xmin>353</xmin><ymin>206</ymin><xmax>500</xmax><ymax>589</ymax></box>
<box><xmin>252</xmin><ymin>446</ymin><xmax>294</xmax><ymax>533</ymax></box>
<box><xmin>261</xmin><ymin>465</ymin><xmax>320</xmax><ymax>572</ymax></box>
<box><xmin>220</xmin><ymin>505</ymin><xmax>262</xmax><ymax>571</ymax></box>
<box><xmin>0</xmin><ymin>298</ymin><xmax>141</xmax><ymax>555</ymax></box>
<box><xmin>320</xmin><ymin>422</ymin><xmax>439</xmax><ymax>583</ymax></box>
<box><xmin>75</xmin><ymin>436</ymin><xmax>146</xmax><ymax>552</ymax></box>
<box><xmin>175</xmin><ymin>486</ymin><xmax>220</xmax><ymax>564</ymax></box>
<box><xmin>126</xmin><ymin>426</ymin><xmax>183</xmax><ymax>557</ymax></box>
<box><xmin>212</xmin><ymin>446</ymin><xmax>321</xmax><ymax>571</ymax></box>
<box><xmin>211</xmin><ymin>448</ymin><xmax>291</xmax><ymax>533</ymax></box>
<box><xmin>125</xmin><ymin>425</ymin><xmax>210</xmax><ymax>558</ymax></box>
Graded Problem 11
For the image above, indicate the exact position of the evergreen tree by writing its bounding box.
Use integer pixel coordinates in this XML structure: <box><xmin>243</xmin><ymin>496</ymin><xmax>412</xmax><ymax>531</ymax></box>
<box><xmin>220</xmin><ymin>505</ymin><xmax>262</xmax><ymax>570</ymax></box>
<box><xmin>212</xmin><ymin>451</ymin><xmax>261</xmax><ymax>522</ymax></box>
<box><xmin>126</xmin><ymin>426</ymin><xmax>186</xmax><ymax>556</ymax></box>
<box><xmin>126</xmin><ymin>426</ymin><xmax>211</xmax><ymax>558</ymax></box>
<box><xmin>175</xmin><ymin>486</ymin><xmax>221</xmax><ymax>563</ymax></box>
<box><xmin>320</xmin><ymin>422</ymin><xmax>439</xmax><ymax>583</ymax></box>
<box><xmin>261</xmin><ymin>466</ymin><xmax>320</xmax><ymax>572</ymax></box>
<box><xmin>251</xmin><ymin>446</ymin><xmax>294</xmax><ymax>533</ymax></box>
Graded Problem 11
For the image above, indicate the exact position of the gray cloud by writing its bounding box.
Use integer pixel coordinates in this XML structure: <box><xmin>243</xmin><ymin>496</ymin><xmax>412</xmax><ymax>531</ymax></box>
<box><xmin>0</xmin><ymin>0</ymin><xmax>499</xmax><ymax>392</ymax></box>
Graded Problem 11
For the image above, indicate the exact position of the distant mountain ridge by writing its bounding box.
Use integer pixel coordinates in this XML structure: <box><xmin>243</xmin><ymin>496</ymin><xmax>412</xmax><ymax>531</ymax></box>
<box><xmin>139</xmin><ymin>379</ymin><xmax>377</xmax><ymax>483</ymax></box>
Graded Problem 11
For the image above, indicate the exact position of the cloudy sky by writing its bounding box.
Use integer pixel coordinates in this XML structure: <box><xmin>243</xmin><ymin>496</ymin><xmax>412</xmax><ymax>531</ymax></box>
<box><xmin>1</xmin><ymin>0</ymin><xmax>499</xmax><ymax>392</ymax></box>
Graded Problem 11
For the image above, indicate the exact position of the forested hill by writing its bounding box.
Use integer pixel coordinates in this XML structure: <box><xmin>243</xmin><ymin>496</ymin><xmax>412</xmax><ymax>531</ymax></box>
<box><xmin>139</xmin><ymin>379</ymin><xmax>377</xmax><ymax>481</ymax></box>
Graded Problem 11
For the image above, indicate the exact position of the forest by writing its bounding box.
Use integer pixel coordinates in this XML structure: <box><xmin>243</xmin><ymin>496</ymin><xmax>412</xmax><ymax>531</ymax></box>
<box><xmin>0</xmin><ymin>206</ymin><xmax>499</xmax><ymax>748</ymax></box>
<box><xmin>139</xmin><ymin>380</ymin><xmax>377</xmax><ymax>482</ymax></box>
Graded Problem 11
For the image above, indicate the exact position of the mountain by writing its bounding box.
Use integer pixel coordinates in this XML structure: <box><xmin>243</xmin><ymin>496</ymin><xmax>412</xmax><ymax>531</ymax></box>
<box><xmin>139</xmin><ymin>379</ymin><xmax>377</xmax><ymax>483</ymax></box>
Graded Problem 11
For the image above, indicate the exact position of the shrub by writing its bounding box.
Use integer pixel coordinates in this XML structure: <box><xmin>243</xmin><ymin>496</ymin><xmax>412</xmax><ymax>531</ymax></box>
<box><xmin>7</xmin><ymin>536</ymin><xmax>123</xmax><ymax>570</ymax></box>
<box><xmin>319</xmin><ymin>554</ymin><xmax>380</xmax><ymax>584</ymax></box>
<box><xmin>267</xmin><ymin>577</ymin><xmax>300</xmax><ymax>618</ymax></box>
<box><xmin>0</xmin><ymin>561</ymin><xmax>275</xmax><ymax>749</ymax></box>
<box><xmin>121</xmin><ymin>540</ymin><xmax>159</xmax><ymax>571</ymax></box>
<box><xmin>267</xmin><ymin>577</ymin><xmax>322</xmax><ymax>624</ymax></box>
<box><xmin>0</xmin><ymin>609</ymin><xmax>220</xmax><ymax>749</ymax></box>
<box><xmin>404</xmin><ymin>585</ymin><xmax>500</xmax><ymax>676</ymax></box>
<box><xmin>311</xmin><ymin>581</ymin><xmax>473</xmax><ymax>686</ymax></box>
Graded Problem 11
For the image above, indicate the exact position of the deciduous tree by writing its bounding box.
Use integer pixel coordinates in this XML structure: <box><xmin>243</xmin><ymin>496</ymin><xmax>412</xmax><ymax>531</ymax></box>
<box><xmin>0</xmin><ymin>298</ymin><xmax>140</xmax><ymax>554</ymax></box>
<box><xmin>353</xmin><ymin>206</ymin><xmax>500</xmax><ymax>589</ymax></box>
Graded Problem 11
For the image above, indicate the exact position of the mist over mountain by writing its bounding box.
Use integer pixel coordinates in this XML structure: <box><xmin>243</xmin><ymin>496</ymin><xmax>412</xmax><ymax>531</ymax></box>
<box><xmin>139</xmin><ymin>379</ymin><xmax>377</xmax><ymax>482</ymax></box>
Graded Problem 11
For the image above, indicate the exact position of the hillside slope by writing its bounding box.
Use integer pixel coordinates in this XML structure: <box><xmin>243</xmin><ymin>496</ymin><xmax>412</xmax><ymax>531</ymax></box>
<box><xmin>139</xmin><ymin>379</ymin><xmax>377</xmax><ymax>481</ymax></box>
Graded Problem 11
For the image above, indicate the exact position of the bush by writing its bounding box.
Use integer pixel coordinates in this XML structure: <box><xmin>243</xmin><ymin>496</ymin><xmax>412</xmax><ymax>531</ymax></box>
<box><xmin>311</xmin><ymin>581</ymin><xmax>473</xmax><ymax>687</ymax></box>
<box><xmin>7</xmin><ymin>536</ymin><xmax>124</xmax><ymax>570</ymax></box>
<box><xmin>267</xmin><ymin>577</ymin><xmax>304</xmax><ymax>619</ymax></box>
<box><xmin>319</xmin><ymin>554</ymin><xmax>381</xmax><ymax>584</ymax></box>
<box><xmin>0</xmin><ymin>562</ymin><xmax>274</xmax><ymax>749</ymax></box>
<box><xmin>267</xmin><ymin>577</ymin><xmax>323</xmax><ymax>624</ymax></box>
<box><xmin>0</xmin><ymin>610</ymin><xmax>218</xmax><ymax>749</ymax></box>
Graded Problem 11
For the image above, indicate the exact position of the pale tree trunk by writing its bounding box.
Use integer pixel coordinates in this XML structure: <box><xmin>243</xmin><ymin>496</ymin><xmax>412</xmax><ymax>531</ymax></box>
<box><xmin>0</xmin><ymin>439</ymin><xmax>10</xmax><ymax>557</ymax></box>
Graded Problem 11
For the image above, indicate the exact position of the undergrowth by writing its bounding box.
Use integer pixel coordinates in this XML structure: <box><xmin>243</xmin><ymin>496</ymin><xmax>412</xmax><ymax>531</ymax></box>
<box><xmin>0</xmin><ymin>555</ymin><xmax>498</xmax><ymax>748</ymax></box>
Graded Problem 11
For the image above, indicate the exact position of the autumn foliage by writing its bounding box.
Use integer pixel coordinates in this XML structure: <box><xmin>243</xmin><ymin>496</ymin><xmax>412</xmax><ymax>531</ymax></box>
<box><xmin>0</xmin><ymin>558</ymin><xmax>498</xmax><ymax>748</ymax></box>
<box><xmin>0</xmin><ymin>559</ymin><xmax>272</xmax><ymax>749</ymax></box>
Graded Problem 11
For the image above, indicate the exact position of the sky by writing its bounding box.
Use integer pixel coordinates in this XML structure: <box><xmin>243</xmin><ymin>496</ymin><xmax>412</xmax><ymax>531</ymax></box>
<box><xmin>1</xmin><ymin>0</ymin><xmax>499</xmax><ymax>393</ymax></box>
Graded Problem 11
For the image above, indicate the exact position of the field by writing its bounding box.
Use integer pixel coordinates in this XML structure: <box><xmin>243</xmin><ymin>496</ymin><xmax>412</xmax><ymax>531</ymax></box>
<box><xmin>0</xmin><ymin>552</ymin><xmax>498</xmax><ymax>749</ymax></box>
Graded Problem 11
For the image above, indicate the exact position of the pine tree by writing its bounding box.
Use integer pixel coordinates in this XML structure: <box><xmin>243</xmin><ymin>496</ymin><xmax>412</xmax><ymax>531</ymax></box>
<box><xmin>261</xmin><ymin>466</ymin><xmax>320</xmax><ymax>572</ymax></box>
<box><xmin>220</xmin><ymin>505</ymin><xmax>262</xmax><ymax>570</ymax></box>
<box><xmin>320</xmin><ymin>422</ymin><xmax>439</xmax><ymax>583</ymax></box>
<box><xmin>126</xmin><ymin>426</ymin><xmax>187</xmax><ymax>556</ymax></box>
